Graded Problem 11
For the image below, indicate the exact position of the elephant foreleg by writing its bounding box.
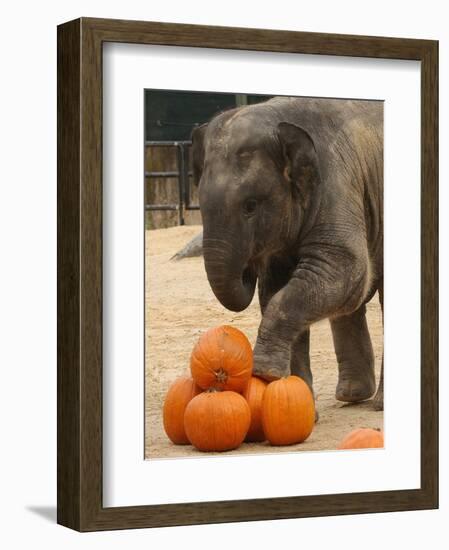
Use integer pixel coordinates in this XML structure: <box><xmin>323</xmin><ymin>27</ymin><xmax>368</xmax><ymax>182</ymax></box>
<box><xmin>330</xmin><ymin>305</ymin><xmax>376</xmax><ymax>403</ymax></box>
<box><xmin>372</xmin><ymin>357</ymin><xmax>383</xmax><ymax>410</ymax></box>
<box><xmin>258</xmin><ymin>266</ymin><xmax>316</xmax><ymax>411</ymax></box>
<box><xmin>252</xmin><ymin>254</ymin><xmax>370</xmax><ymax>382</ymax></box>
<box><xmin>290</xmin><ymin>329</ymin><xmax>319</xmax><ymax>421</ymax></box>
<box><xmin>372</xmin><ymin>285</ymin><xmax>384</xmax><ymax>410</ymax></box>
<box><xmin>290</xmin><ymin>329</ymin><xmax>313</xmax><ymax>391</ymax></box>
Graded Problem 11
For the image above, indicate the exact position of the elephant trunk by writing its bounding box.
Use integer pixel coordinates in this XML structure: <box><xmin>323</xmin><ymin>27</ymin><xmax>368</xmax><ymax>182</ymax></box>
<box><xmin>202</xmin><ymin>237</ymin><xmax>257</xmax><ymax>312</ymax></box>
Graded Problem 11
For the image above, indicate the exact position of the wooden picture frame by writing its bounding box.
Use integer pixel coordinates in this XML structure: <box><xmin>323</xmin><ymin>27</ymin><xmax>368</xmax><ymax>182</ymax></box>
<box><xmin>57</xmin><ymin>17</ymin><xmax>438</xmax><ymax>531</ymax></box>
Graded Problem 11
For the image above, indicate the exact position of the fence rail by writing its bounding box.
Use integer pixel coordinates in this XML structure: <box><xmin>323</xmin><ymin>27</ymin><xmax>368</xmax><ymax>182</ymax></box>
<box><xmin>145</xmin><ymin>140</ymin><xmax>199</xmax><ymax>226</ymax></box>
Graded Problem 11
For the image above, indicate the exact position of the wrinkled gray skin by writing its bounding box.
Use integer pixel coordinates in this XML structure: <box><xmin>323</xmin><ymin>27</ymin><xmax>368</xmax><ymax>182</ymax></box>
<box><xmin>192</xmin><ymin>97</ymin><xmax>383</xmax><ymax>411</ymax></box>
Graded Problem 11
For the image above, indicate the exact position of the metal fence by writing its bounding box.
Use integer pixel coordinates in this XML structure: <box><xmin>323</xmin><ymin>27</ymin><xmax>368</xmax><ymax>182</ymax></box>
<box><xmin>144</xmin><ymin>140</ymin><xmax>200</xmax><ymax>226</ymax></box>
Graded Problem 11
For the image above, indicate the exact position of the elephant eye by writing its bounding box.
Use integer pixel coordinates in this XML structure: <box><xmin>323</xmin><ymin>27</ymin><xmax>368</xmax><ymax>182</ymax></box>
<box><xmin>238</xmin><ymin>151</ymin><xmax>252</xmax><ymax>159</ymax></box>
<box><xmin>243</xmin><ymin>198</ymin><xmax>258</xmax><ymax>216</ymax></box>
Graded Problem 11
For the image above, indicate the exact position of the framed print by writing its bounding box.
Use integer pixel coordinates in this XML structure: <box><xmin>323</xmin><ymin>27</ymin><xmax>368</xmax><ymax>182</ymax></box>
<box><xmin>57</xmin><ymin>17</ymin><xmax>438</xmax><ymax>531</ymax></box>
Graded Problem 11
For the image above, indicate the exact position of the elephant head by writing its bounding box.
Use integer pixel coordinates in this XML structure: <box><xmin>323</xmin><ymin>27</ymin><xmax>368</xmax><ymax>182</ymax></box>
<box><xmin>191</xmin><ymin>105</ymin><xmax>321</xmax><ymax>312</ymax></box>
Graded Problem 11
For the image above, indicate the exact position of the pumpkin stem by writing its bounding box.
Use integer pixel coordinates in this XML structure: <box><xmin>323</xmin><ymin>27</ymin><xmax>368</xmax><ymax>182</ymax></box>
<box><xmin>214</xmin><ymin>368</ymin><xmax>228</xmax><ymax>384</ymax></box>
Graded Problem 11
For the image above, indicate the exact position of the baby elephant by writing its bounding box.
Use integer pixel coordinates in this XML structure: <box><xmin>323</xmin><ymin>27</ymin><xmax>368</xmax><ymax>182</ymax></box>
<box><xmin>191</xmin><ymin>96</ymin><xmax>383</xmax><ymax>411</ymax></box>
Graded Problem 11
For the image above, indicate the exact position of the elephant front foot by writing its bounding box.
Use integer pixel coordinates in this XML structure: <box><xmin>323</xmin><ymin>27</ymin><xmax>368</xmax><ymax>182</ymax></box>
<box><xmin>335</xmin><ymin>362</ymin><xmax>376</xmax><ymax>403</ymax></box>
<box><xmin>372</xmin><ymin>386</ymin><xmax>383</xmax><ymax>411</ymax></box>
<box><xmin>252</xmin><ymin>338</ymin><xmax>291</xmax><ymax>382</ymax></box>
<box><xmin>372</xmin><ymin>366</ymin><xmax>384</xmax><ymax>411</ymax></box>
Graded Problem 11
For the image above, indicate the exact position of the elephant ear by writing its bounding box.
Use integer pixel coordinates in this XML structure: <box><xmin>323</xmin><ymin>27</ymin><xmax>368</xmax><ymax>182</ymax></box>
<box><xmin>191</xmin><ymin>123</ymin><xmax>208</xmax><ymax>186</ymax></box>
<box><xmin>278</xmin><ymin>122</ymin><xmax>321</xmax><ymax>208</ymax></box>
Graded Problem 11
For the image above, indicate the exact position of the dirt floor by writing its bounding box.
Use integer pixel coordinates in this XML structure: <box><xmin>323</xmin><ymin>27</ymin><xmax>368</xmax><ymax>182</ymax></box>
<box><xmin>145</xmin><ymin>225</ymin><xmax>383</xmax><ymax>459</ymax></box>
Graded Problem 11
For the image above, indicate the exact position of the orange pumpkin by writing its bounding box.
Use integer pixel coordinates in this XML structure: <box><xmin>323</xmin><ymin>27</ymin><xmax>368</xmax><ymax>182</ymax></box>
<box><xmin>261</xmin><ymin>375</ymin><xmax>315</xmax><ymax>446</ymax></box>
<box><xmin>337</xmin><ymin>428</ymin><xmax>384</xmax><ymax>450</ymax></box>
<box><xmin>190</xmin><ymin>325</ymin><xmax>253</xmax><ymax>393</ymax></box>
<box><xmin>184</xmin><ymin>390</ymin><xmax>251</xmax><ymax>452</ymax></box>
<box><xmin>243</xmin><ymin>376</ymin><xmax>268</xmax><ymax>442</ymax></box>
<box><xmin>163</xmin><ymin>376</ymin><xmax>202</xmax><ymax>445</ymax></box>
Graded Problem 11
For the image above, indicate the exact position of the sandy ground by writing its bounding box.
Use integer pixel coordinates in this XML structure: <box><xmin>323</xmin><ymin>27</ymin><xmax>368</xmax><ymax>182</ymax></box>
<box><xmin>145</xmin><ymin>225</ymin><xmax>383</xmax><ymax>459</ymax></box>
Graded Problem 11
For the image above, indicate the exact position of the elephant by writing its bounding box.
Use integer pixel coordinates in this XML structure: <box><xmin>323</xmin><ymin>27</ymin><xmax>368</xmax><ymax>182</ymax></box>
<box><xmin>191</xmin><ymin>96</ymin><xmax>383</xmax><ymax>411</ymax></box>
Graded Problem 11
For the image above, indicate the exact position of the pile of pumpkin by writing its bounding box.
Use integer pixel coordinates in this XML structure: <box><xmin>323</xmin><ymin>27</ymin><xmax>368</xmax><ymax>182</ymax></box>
<box><xmin>163</xmin><ymin>325</ymin><xmax>383</xmax><ymax>452</ymax></box>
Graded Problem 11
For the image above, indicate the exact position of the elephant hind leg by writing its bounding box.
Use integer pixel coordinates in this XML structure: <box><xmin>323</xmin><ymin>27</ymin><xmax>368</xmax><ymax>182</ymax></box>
<box><xmin>331</xmin><ymin>304</ymin><xmax>376</xmax><ymax>403</ymax></box>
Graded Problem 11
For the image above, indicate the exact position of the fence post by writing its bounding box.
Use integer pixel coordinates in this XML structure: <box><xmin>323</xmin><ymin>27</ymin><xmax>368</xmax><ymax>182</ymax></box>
<box><xmin>176</xmin><ymin>143</ymin><xmax>185</xmax><ymax>225</ymax></box>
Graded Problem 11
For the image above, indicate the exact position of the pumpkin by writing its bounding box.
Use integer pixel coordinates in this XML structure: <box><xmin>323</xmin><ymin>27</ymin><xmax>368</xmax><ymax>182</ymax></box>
<box><xmin>184</xmin><ymin>390</ymin><xmax>251</xmax><ymax>452</ymax></box>
<box><xmin>261</xmin><ymin>375</ymin><xmax>315</xmax><ymax>446</ymax></box>
<box><xmin>190</xmin><ymin>325</ymin><xmax>253</xmax><ymax>393</ymax></box>
<box><xmin>337</xmin><ymin>428</ymin><xmax>384</xmax><ymax>450</ymax></box>
<box><xmin>163</xmin><ymin>376</ymin><xmax>202</xmax><ymax>445</ymax></box>
<box><xmin>243</xmin><ymin>376</ymin><xmax>268</xmax><ymax>442</ymax></box>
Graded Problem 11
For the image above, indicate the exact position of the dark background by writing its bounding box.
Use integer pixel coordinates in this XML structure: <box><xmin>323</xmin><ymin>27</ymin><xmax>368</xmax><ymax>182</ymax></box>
<box><xmin>144</xmin><ymin>90</ymin><xmax>273</xmax><ymax>228</ymax></box>
<box><xmin>145</xmin><ymin>90</ymin><xmax>273</xmax><ymax>141</ymax></box>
